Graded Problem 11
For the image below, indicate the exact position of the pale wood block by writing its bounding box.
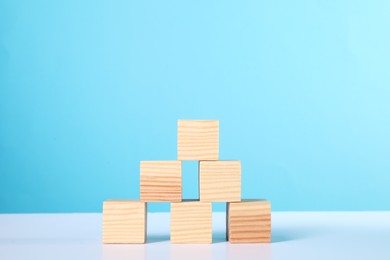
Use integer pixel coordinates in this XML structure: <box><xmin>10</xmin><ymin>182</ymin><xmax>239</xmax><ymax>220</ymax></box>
<box><xmin>102</xmin><ymin>200</ymin><xmax>146</xmax><ymax>244</ymax></box>
<box><xmin>199</xmin><ymin>160</ymin><xmax>241</xmax><ymax>202</ymax></box>
<box><xmin>171</xmin><ymin>200</ymin><xmax>212</xmax><ymax>243</ymax></box>
<box><xmin>177</xmin><ymin>120</ymin><xmax>219</xmax><ymax>160</ymax></box>
<box><xmin>227</xmin><ymin>199</ymin><xmax>271</xmax><ymax>243</ymax></box>
<box><xmin>140</xmin><ymin>160</ymin><xmax>182</xmax><ymax>202</ymax></box>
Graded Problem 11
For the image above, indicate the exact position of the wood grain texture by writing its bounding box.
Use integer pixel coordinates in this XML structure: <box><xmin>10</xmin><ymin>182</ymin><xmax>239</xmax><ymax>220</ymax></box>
<box><xmin>171</xmin><ymin>201</ymin><xmax>212</xmax><ymax>244</ymax></box>
<box><xmin>140</xmin><ymin>161</ymin><xmax>182</xmax><ymax>202</ymax></box>
<box><xmin>227</xmin><ymin>199</ymin><xmax>271</xmax><ymax>243</ymax></box>
<box><xmin>177</xmin><ymin>120</ymin><xmax>219</xmax><ymax>160</ymax></box>
<box><xmin>102</xmin><ymin>200</ymin><xmax>146</xmax><ymax>244</ymax></box>
<box><xmin>199</xmin><ymin>160</ymin><xmax>241</xmax><ymax>202</ymax></box>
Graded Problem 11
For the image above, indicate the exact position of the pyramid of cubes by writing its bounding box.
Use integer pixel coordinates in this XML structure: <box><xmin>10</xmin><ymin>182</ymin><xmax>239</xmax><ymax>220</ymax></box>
<box><xmin>102</xmin><ymin>120</ymin><xmax>271</xmax><ymax>244</ymax></box>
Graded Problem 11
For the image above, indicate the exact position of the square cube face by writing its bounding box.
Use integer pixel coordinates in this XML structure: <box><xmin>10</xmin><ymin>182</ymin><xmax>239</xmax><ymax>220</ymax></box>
<box><xmin>102</xmin><ymin>200</ymin><xmax>146</xmax><ymax>244</ymax></box>
<box><xmin>171</xmin><ymin>201</ymin><xmax>212</xmax><ymax>243</ymax></box>
<box><xmin>178</xmin><ymin>120</ymin><xmax>219</xmax><ymax>160</ymax></box>
<box><xmin>199</xmin><ymin>160</ymin><xmax>241</xmax><ymax>202</ymax></box>
<box><xmin>140</xmin><ymin>161</ymin><xmax>182</xmax><ymax>202</ymax></box>
<box><xmin>227</xmin><ymin>200</ymin><xmax>271</xmax><ymax>243</ymax></box>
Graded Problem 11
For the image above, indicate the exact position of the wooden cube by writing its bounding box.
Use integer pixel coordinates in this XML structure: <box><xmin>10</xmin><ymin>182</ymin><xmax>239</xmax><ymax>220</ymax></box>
<box><xmin>177</xmin><ymin>120</ymin><xmax>219</xmax><ymax>160</ymax></box>
<box><xmin>102</xmin><ymin>200</ymin><xmax>146</xmax><ymax>244</ymax></box>
<box><xmin>140</xmin><ymin>160</ymin><xmax>182</xmax><ymax>202</ymax></box>
<box><xmin>171</xmin><ymin>200</ymin><xmax>212</xmax><ymax>243</ymax></box>
<box><xmin>227</xmin><ymin>199</ymin><xmax>271</xmax><ymax>243</ymax></box>
<box><xmin>199</xmin><ymin>160</ymin><xmax>241</xmax><ymax>202</ymax></box>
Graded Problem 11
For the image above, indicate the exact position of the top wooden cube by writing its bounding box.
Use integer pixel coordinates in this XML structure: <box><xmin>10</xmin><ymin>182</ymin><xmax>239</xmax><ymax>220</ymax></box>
<box><xmin>177</xmin><ymin>120</ymin><xmax>219</xmax><ymax>160</ymax></box>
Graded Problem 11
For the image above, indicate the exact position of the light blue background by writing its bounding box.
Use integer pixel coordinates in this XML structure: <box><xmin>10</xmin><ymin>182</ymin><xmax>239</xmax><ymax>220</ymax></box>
<box><xmin>1</xmin><ymin>0</ymin><xmax>389</xmax><ymax>213</ymax></box>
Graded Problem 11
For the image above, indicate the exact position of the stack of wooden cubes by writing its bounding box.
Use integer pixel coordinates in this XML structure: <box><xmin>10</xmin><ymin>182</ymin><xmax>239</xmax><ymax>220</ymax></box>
<box><xmin>102</xmin><ymin>120</ymin><xmax>271</xmax><ymax>244</ymax></box>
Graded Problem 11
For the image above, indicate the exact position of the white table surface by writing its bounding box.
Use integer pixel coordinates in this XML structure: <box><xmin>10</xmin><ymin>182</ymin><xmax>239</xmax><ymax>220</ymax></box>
<box><xmin>0</xmin><ymin>212</ymin><xmax>389</xmax><ymax>260</ymax></box>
